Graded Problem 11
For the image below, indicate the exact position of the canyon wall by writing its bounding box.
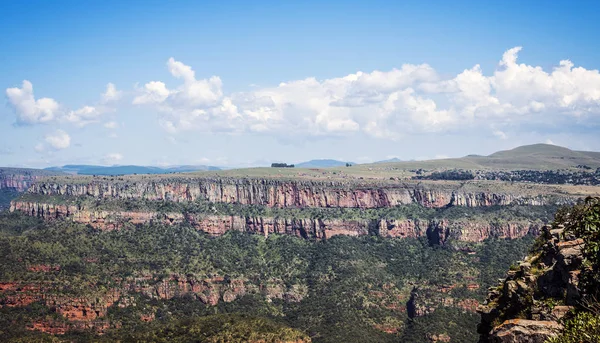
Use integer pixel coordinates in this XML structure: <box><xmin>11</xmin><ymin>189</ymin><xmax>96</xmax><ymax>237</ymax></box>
<box><xmin>27</xmin><ymin>178</ymin><xmax>559</xmax><ymax>208</ymax></box>
<box><xmin>10</xmin><ymin>200</ymin><xmax>543</xmax><ymax>242</ymax></box>
<box><xmin>0</xmin><ymin>173</ymin><xmax>45</xmax><ymax>192</ymax></box>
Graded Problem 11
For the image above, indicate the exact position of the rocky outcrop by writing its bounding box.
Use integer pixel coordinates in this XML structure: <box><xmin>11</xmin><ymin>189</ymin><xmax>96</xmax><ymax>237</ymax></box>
<box><xmin>488</xmin><ymin>319</ymin><xmax>562</xmax><ymax>343</ymax></box>
<box><xmin>477</xmin><ymin>226</ymin><xmax>584</xmax><ymax>342</ymax></box>
<box><xmin>0</xmin><ymin>169</ymin><xmax>48</xmax><ymax>192</ymax></box>
<box><xmin>27</xmin><ymin>178</ymin><xmax>566</xmax><ymax>208</ymax></box>
<box><xmin>407</xmin><ymin>287</ymin><xmax>480</xmax><ymax>318</ymax></box>
<box><xmin>10</xmin><ymin>200</ymin><xmax>543</xmax><ymax>242</ymax></box>
<box><xmin>1</xmin><ymin>274</ymin><xmax>307</xmax><ymax>335</ymax></box>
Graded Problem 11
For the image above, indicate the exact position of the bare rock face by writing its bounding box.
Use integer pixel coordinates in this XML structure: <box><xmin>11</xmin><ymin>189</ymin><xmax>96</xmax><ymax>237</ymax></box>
<box><xmin>27</xmin><ymin>178</ymin><xmax>563</xmax><ymax>209</ymax></box>
<box><xmin>477</xmin><ymin>226</ymin><xmax>584</xmax><ymax>342</ymax></box>
<box><xmin>489</xmin><ymin>319</ymin><xmax>562</xmax><ymax>343</ymax></box>
<box><xmin>11</xmin><ymin>200</ymin><xmax>543</xmax><ymax>243</ymax></box>
<box><xmin>0</xmin><ymin>173</ymin><xmax>44</xmax><ymax>192</ymax></box>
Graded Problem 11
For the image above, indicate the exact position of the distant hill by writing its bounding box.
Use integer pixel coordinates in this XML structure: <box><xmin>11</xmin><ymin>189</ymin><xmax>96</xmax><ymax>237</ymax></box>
<box><xmin>363</xmin><ymin>144</ymin><xmax>600</xmax><ymax>171</ymax></box>
<box><xmin>45</xmin><ymin>164</ymin><xmax>220</xmax><ymax>176</ymax></box>
<box><xmin>295</xmin><ymin>159</ymin><xmax>354</xmax><ymax>168</ymax></box>
<box><xmin>0</xmin><ymin>167</ymin><xmax>63</xmax><ymax>176</ymax></box>
<box><xmin>465</xmin><ymin>144</ymin><xmax>600</xmax><ymax>170</ymax></box>
<box><xmin>374</xmin><ymin>157</ymin><xmax>403</xmax><ymax>163</ymax></box>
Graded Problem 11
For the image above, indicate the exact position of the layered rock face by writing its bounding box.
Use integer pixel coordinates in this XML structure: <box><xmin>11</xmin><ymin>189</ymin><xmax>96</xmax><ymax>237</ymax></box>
<box><xmin>1</xmin><ymin>274</ymin><xmax>306</xmax><ymax>335</ymax></box>
<box><xmin>11</xmin><ymin>200</ymin><xmax>542</xmax><ymax>242</ymax></box>
<box><xmin>0</xmin><ymin>173</ymin><xmax>43</xmax><ymax>192</ymax></box>
<box><xmin>477</xmin><ymin>226</ymin><xmax>584</xmax><ymax>342</ymax></box>
<box><xmin>28</xmin><ymin>178</ymin><xmax>557</xmax><ymax>208</ymax></box>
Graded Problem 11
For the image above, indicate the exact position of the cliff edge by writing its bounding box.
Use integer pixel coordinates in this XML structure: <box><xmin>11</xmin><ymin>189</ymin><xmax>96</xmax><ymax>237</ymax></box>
<box><xmin>478</xmin><ymin>197</ymin><xmax>600</xmax><ymax>343</ymax></box>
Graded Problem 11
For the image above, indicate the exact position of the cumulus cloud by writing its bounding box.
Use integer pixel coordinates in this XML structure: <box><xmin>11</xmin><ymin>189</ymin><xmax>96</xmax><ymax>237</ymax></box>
<box><xmin>43</xmin><ymin>130</ymin><xmax>71</xmax><ymax>150</ymax></box>
<box><xmin>5</xmin><ymin>80</ymin><xmax>123</xmax><ymax>127</ymax></box>
<box><xmin>6</xmin><ymin>80</ymin><xmax>60</xmax><ymax>124</ymax></box>
<box><xmin>130</xmin><ymin>48</ymin><xmax>600</xmax><ymax>139</ymax></box>
<box><xmin>64</xmin><ymin>106</ymin><xmax>101</xmax><ymax>126</ymax></box>
<box><xmin>102</xmin><ymin>83</ymin><xmax>122</xmax><ymax>103</ymax></box>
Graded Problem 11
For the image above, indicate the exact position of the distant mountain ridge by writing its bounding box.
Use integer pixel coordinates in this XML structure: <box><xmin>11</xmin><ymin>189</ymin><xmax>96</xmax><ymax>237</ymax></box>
<box><xmin>365</xmin><ymin>144</ymin><xmax>600</xmax><ymax>171</ymax></box>
<box><xmin>45</xmin><ymin>164</ymin><xmax>220</xmax><ymax>176</ymax></box>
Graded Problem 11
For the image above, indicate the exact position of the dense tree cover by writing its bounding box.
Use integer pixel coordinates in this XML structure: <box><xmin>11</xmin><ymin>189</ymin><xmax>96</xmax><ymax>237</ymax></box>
<box><xmin>271</xmin><ymin>163</ymin><xmax>295</xmax><ymax>168</ymax></box>
<box><xmin>106</xmin><ymin>313</ymin><xmax>310</xmax><ymax>343</ymax></box>
<box><xmin>0</xmin><ymin>187</ymin><xmax>20</xmax><ymax>211</ymax></box>
<box><xmin>414</xmin><ymin>170</ymin><xmax>475</xmax><ymax>181</ymax></box>
<box><xmin>0</xmin><ymin>212</ymin><xmax>535</xmax><ymax>342</ymax></box>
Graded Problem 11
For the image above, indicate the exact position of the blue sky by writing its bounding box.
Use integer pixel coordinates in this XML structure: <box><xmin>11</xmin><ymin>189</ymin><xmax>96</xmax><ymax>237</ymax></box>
<box><xmin>2</xmin><ymin>0</ymin><xmax>600</xmax><ymax>167</ymax></box>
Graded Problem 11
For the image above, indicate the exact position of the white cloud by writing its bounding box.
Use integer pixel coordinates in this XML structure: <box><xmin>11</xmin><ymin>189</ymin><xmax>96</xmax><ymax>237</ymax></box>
<box><xmin>104</xmin><ymin>121</ymin><xmax>118</xmax><ymax>129</ymax></box>
<box><xmin>103</xmin><ymin>153</ymin><xmax>123</xmax><ymax>164</ymax></box>
<box><xmin>493</xmin><ymin>130</ymin><xmax>508</xmax><ymax>140</ymax></box>
<box><xmin>64</xmin><ymin>106</ymin><xmax>101</xmax><ymax>126</ymax></box>
<box><xmin>129</xmin><ymin>48</ymin><xmax>600</xmax><ymax>139</ymax></box>
<box><xmin>133</xmin><ymin>81</ymin><xmax>170</xmax><ymax>104</ymax></box>
<box><xmin>44</xmin><ymin>130</ymin><xmax>71</xmax><ymax>150</ymax></box>
<box><xmin>6</xmin><ymin>80</ymin><xmax>60</xmax><ymax>124</ymax></box>
<box><xmin>102</xmin><ymin>83</ymin><xmax>122</xmax><ymax>103</ymax></box>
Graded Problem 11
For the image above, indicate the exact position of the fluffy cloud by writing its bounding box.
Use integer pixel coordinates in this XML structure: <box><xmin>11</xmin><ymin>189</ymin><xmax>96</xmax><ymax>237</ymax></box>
<box><xmin>6</xmin><ymin>80</ymin><xmax>60</xmax><ymax>124</ymax></box>
<box><xmin>128</xmin><ymin>48</ymin><xmax>599</xmax><ymax>139</ymax></box>
<box><xmin>64</xmin><ymin>106</ymin><xmax>101</xmax><ymax>126</ymax></box>
<box><xmin>45</xmin><ymin>130</ymin><xmax>71</xmax><ymax>150</ymax></box>
<box><xmin>5</xmin><ymin>80</ymin><xmax>123</xmax><ymax>127</ymax></box>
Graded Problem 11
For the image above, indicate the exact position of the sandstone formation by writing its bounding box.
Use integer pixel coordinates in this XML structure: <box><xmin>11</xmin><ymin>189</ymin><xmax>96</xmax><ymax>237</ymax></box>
<box><xmin>0</xmin><ymin>274</ymin><xmax>306</xmax><ymax>335</ymax></box>
<box><xmin>478</xmin><ymin>225</ymin><xmax>584</xmax><ymax>342</ymax></box>
<box><xmin>27</xmin><ymin>178</ymin><xmax>563</xmax><ymax>208</ymax></box>
<box><xmin>0</xmin><ymin>172</ymin><xmax>44</xmax><ymax>192</ymax></box>
<box><xmin>10</xmin><ymin>200</ymin><xmax>543</xmax><ymax>242</ymax></box>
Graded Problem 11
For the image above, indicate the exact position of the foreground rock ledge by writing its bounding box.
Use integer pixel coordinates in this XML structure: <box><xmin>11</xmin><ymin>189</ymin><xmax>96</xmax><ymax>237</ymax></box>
<box><xmin>490</xmin><ymin>319</ymin><xmax>561</xmax><ymax>343</ymax></box>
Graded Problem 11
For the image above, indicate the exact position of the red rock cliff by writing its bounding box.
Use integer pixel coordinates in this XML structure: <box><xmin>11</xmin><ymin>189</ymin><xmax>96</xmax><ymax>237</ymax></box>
<box><xmin>10</xmin><ymin>200</ymin><xmax>543</xmax><ymax>242</ymax></box>
<box><xmin>27</xmin><ymin>178</ymin><xmax>565</xmax><ymax>208</ymax></box>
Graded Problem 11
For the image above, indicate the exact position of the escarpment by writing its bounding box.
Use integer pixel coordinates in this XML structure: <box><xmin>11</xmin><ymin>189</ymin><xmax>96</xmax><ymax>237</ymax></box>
<box><xmin>0</xmin><ymin>173</ymin><xmax>45</xmax><ymax>192</ymax></box>
<box><xmin>27</xmin><ymin>177</ymin><xmax>572</xmax><ymax>208</ymax></box>
<box><xmin>11</xmin><ymin>176</ymin><xmax>581</xmax><ymax>243</ymax></box>
<box><xmin>10</xmin><ymin>200</ymin><xmax>544</xmax><ymax>242</ymax></box>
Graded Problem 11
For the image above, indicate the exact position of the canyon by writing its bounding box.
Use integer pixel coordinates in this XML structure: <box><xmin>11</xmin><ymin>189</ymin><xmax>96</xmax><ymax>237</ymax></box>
<box><xmin>2</xmin><ymin>151</ymin><xmax>599</xmax><ymax>341</ymax></box>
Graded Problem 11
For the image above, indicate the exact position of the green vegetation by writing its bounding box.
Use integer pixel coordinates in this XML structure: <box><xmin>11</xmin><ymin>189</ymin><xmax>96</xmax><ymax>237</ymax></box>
<box><xmin>271</xmin><ymin>163</ymin><xmax>295</xmax><ymax>168</ymax></box>
<box><xmin>548</xmin><ymin>311</ymin><xmax>600</xmax><ymax>343</ymax></box>
<box><xmin>105</xmin><ymin>313</ymin><xmax>310</xmax><ymax>343</ymax></box>
<box><xmin>0</xmin><ymin>211</ymin><xmax>536</xmax><ymax>342</ymax></box>
<box><xmin>0</xmin><ymin>188</ymin><xmax>20</xmax><ymax>211</ymax></box>
<box><xmin>558</xmin><ymin>197</ymin><xmax>600</xmax><ymax>296</ymax></box>
<box><xmin>544</xmin><ymin>197</ymin><xmax>600</xmax><ymax>343</ymax></box>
